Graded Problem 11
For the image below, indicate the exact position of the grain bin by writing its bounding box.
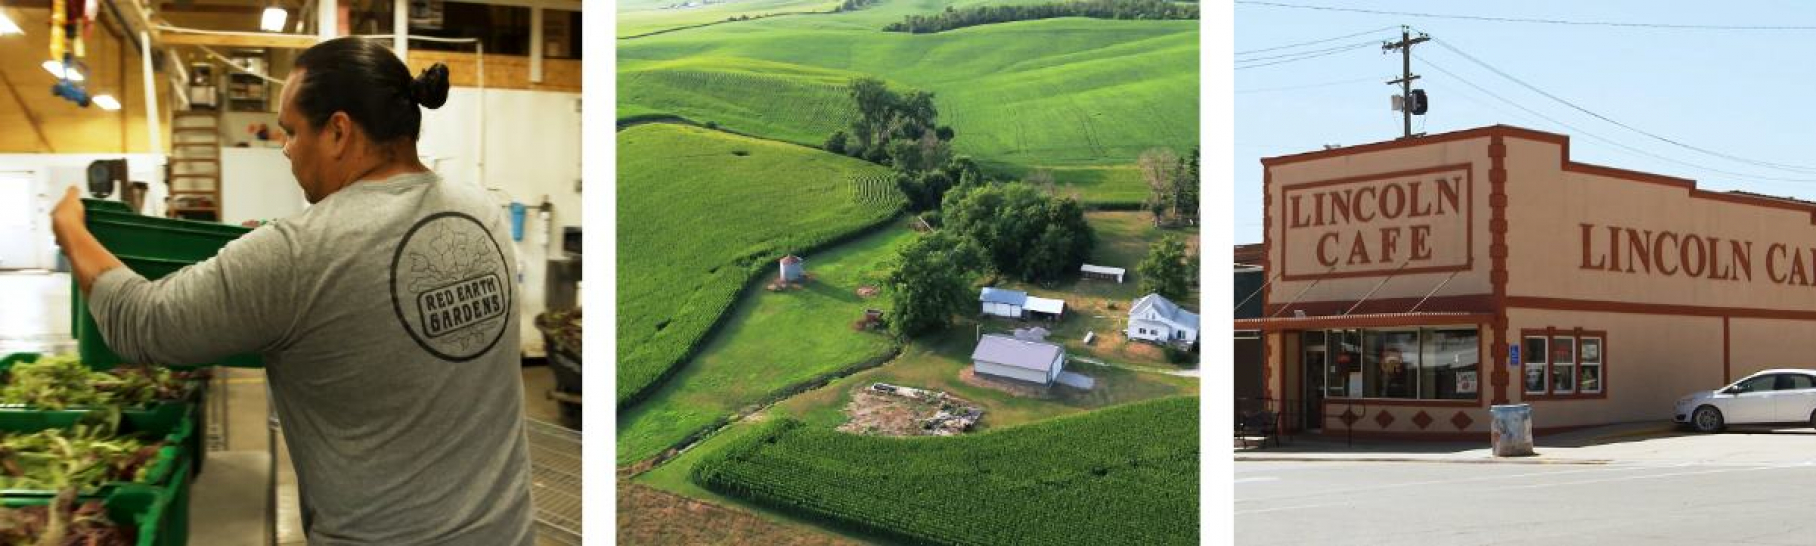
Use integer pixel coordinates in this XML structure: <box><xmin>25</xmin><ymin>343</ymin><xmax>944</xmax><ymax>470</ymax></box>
<box><xmin>780</xmin><ymin>254</ymin><xmax>805</xmax><ymax>282</ymax></box>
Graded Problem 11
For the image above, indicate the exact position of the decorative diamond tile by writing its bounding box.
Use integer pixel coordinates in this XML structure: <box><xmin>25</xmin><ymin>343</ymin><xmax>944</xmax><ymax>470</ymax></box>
<box><xmin>1374</xmin><ymin>410</ymin><xmax>1397</xmax><ymax>429</ymax></box>
<box><xmin>1411</xmin><ymin>410</ymin><xmax>1433</xmax><ymax>430</ymax></box>
<box><xmin>1451</xmin><ymin>410</ymin><xmax>1475</xmax><ymax>430</ymax></box>
<box><xmin>1339</xmin><ymin>408</ymin><xmax>1360</xmax><ymax>427</ymax></box>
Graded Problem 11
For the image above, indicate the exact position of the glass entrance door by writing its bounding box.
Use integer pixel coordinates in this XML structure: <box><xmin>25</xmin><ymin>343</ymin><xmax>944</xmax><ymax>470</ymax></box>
<box><xmin>1301</xmin><ymin>331</ymin><xmax>1326</xmax><ymax>431</ymax></box>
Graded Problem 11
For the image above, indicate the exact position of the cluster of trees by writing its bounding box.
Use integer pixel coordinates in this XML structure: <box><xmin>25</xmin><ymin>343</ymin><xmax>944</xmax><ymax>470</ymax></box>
<box><xmin>1137</xmin><ymin>234</ymin><xmax>1192</xmax><ymax>302</ymax></box>
<box><xmin>883</xmin><ymin>0</ymin><xmax>1199</xmax><ymax>34</ymax></box>
<box><xmin>1139</xmin><ymin>146</ymin><xmax>1198</xmax><ymax>227</ymax></box>
<box><xmin>888</xmin><ymin>182</ymin><xmax>1094</xmax><ymax>337</ymax></box>
<box><xmin>825</xmin><ymin>78</ymin><xmax>968</xmax><ymax>212</ymax></box>
<box><xmin>836</xmin><ymin>0</ymin><xmax>883</xmax><ymax>12</ymax></box>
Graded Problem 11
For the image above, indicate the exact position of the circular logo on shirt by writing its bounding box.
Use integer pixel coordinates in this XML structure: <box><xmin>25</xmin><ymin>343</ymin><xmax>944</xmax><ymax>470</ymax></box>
<box><xmin>389</xmin><ymin>212</ymin><xmax>513</xmax><ymax>362</ymax></box>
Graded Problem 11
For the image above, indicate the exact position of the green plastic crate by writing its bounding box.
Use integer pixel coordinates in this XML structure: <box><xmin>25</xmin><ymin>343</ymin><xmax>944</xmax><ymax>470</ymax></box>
<box><xmin>1</xmin><ymin>485</ymin><xmax>167</xmax><ymax>546</ymax></box>
<box><xmin>0</xmin><ymin>353</ymin><xmax>209</xmax><ymax>480</ymax></box>
<box><xmin>83</xmin><ymin>199</ymin><xmax>250</xmax><ymax>261</ymax></box>
<box><xmin>74</xmin><ymin>199</ymin><xmax>262</xmax><ymax>369</ymax></box>
<box><xmin>0</xmin><ymin>353</ymin><xmax>201</xmax><ymax>424</ymax></box>
<box><xmin>0</xmin><ymin>408</ymin><xmax>193</xmax><ymax>497</ymax></box>
<box><xmin>157</xmin><ymin>459</ymin><xmax>190</xmax><ymax>546</ymax></box>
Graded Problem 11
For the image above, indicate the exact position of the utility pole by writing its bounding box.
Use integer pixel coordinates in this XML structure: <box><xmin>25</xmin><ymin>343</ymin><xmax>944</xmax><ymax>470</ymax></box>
<box><xmin>1383</xmin><ymin>25</ymin><xmax>1430</xmax><ymax>139</ymax></box>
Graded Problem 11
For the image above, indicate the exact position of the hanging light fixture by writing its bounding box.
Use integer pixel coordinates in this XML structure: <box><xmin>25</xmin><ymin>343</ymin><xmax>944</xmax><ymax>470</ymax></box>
<box><xmin>42</xmin><ymin>60</ymin><xmax>85</xmax><ymax>81</ymax></box>
<box><xmin>92</xmin><ymin>94</ymin><xmax>120</xmax><ymax>110</ymax></box>
<box><xmin>261</xmin><ymin>3</ymin><xmax>288</xmax><ymax>32</ymax></box>
<box><xmin>0</xmin><ymin>11</ymin><xmax>23</xmax><ymax>35</ymax></box>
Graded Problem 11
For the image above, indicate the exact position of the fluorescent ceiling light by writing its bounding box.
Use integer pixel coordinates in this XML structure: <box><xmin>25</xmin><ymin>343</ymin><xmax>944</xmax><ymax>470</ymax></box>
<box><xmin>93</xmin><ymin>95</ymin><xmax>121</xmax><ymax>111</ymax></box>
<box><xmin>42</xmin><ymin>60</ymin><xmax>84</xmax><ymax>82</ymax></box>
<box><xmin>261</xmin><ymin>7</ymin><xmax>288</xmax><ymax>32</ymax></box>
<box><xmin>0</xmin><ymin>12</ymin><xmax>23</xmax><ymax>35</ymax></box>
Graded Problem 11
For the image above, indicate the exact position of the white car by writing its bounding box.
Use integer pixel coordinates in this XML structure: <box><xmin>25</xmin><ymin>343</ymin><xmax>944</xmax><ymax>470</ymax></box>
<box><xmin>1675</xmin><ymin>369</ymin><xmax>1816</xmax><ymax>433</ymax></box>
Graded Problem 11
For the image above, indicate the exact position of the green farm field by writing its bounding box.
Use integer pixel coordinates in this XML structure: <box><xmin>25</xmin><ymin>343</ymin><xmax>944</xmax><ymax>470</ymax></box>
<box><xmin>618</xmin><ymin>223</ymin><xmax>916</xmax><ymax>464</ymax></box>
<box><xmin>692</xmin><ymin>397</ymin><xmax>1200</xmax><ymax>546</ymax></box>
<box><xmin>617</xmin><ymin>0</ymin><xmax>844</xmax><ymax>38</ymax></box>
<box><xmin>618</xmin><ymin>14</ymin><xmax>1198</xmax><ymax>205</ymax></box>
<box><xmin>616</xmin><ymin>123</ymin><xmax>903</xmax><ymax>406</ymax></box>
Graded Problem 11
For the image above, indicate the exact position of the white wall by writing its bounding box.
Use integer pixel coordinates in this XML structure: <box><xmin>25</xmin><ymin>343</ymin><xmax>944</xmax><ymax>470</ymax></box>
<box><xmin>0</xmin><ymin>154</ymin><xmax>165</xmax><ymax>270</ymax></box>
<box><xmin>221</xmin><ymin>148</ymin><xmax>308</xmax><ymax>226</ymax></box>
<box><xmin>976</xmin><ymin>361</ymin><xmax>1051</xmax><ymax>385</ymax></box>
<box><xmin>219</xmin><ymin>112</ymin><xmax>284</xmax><ymax>148</ymax></box>
<box><xmin>417</xmin><ymin>87</ymin><xmax>583</xmax><ymax>355</ymax></box>
<box><xmin>984</xmin><ymin>302</ymin><xmax>1022</xmax><ymax>318</ymax></box>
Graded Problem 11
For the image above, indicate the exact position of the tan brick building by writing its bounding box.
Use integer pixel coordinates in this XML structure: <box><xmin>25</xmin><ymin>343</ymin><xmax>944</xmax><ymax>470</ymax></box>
<box><xmin>1235</xmin><ymin>125</ymin><xmax>1816</xmax><ymax>439</ymax></box>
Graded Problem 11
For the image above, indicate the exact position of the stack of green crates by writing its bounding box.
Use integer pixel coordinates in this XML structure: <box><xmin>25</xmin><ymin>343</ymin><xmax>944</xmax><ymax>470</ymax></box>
<box><xmin>0</xmin><ymin>352</ymin><xmax>201</xmax><ymax>545</ymax></box>
<box><xmin>74</xmin><ymin>199</ymin><xmax>262</xmax><ymax>369</ymax></box>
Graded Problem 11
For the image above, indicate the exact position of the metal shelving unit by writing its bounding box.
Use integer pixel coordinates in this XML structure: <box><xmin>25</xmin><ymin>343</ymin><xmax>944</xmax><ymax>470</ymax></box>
<box><xmin>527</xmin><ymin>418</ymin><xmax>582</xmax><ymax>544</ymax></box>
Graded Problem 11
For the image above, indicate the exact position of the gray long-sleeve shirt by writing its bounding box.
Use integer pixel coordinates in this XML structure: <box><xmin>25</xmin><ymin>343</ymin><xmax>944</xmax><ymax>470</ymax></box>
<box><xmin>90</xmin><ymin>171</ymin><xmax>533</xmax><ymax>545</ymax></box>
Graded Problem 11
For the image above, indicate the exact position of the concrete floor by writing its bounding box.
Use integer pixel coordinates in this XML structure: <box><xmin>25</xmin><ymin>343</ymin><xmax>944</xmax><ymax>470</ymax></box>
<box><xmin>1</xmin><ymin>272</ymin><xmax>576</xmax><ymax>545</ymax></box>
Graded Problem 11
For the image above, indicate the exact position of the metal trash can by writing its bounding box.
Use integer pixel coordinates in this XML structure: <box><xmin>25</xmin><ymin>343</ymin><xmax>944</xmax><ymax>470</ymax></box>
<box><xmin>1490</xmin><ymin>404</ymin><xmax>1534</xmax><ymax>456</ymax></box>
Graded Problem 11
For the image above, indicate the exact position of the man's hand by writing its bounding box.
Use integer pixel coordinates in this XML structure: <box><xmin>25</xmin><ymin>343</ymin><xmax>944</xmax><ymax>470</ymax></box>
<box><xmin>50</xmin><ymin>186</ymin><xmax>86</xmax><ymax>250</ymax></box>
<box><xmin>50</xmin><ymin>187</ymin><xmax>124</xmax><ymax>295</ymax></box>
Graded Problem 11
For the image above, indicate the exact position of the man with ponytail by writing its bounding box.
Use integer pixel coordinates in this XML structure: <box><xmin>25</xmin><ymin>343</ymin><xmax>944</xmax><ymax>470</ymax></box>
<box><xmin>50</xmin><ymin>37</ymin><xmax>533</xmax><ymax>545</ymax></box>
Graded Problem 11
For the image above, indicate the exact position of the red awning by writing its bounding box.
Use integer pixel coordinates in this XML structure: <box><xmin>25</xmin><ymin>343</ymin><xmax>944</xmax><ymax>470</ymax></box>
<box><xmin>1233</xmin><ymin>311</ymin><xmax>1493</xmax><ymax>331</ymax></box>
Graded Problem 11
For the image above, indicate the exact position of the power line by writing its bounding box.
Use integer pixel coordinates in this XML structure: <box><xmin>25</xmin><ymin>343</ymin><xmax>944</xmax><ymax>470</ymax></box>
<box><xmin>1235</xmin><ymin>76</ymin><xmax>1380</xmax><ymax>94</ymax></box>
<box><xmin>1236</xmin><ymin>1</ymin><xmax>1816</xmax><ymax>31</ymax></box>
<box><xmin>1236</xmin><ymin>39</ymin><xmax>1380</xmax><ymax>62</ymax></box>
<box><xmin>1236</xmin><ymin>25</ymin><xmax>1398</xmax><ymax>55</ymax></box>
<box><xmin>1429</xmin><ymin>38</ymin><xmax>1816</xmax><ymax>175</ymax></box>
<box><xmin>1235</xmin><ymin>41</ymin><xmax>1375</xmax><ymax>70</ymax></box>
<box><xmin>1413</xmin><ymin>54</ymin><xmax>1816</xmax><ymax>183</ymax></box>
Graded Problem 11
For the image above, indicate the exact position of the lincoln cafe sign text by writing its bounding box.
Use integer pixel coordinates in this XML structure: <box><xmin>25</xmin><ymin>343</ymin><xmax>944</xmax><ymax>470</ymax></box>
<box><xmin>1280</xmin><ymin>165</ymin><xmax>1474</xmax><ymax>280</ymax></box>
<box><xmin>1580</xmin><ymin>222</ymin><xmax>1816</xmax><ymax>286</ymax></box>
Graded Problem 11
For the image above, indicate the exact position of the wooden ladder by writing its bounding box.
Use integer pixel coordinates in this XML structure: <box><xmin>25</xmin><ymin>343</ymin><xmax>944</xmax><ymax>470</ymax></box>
<box><xmin>168</xmin><ymin>110</ymin><xmax>222</xmax><ymax>221</ymax></box>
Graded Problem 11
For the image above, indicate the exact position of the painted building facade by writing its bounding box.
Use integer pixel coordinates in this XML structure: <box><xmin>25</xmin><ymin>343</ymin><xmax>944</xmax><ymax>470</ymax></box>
<box><xmin>1234</xmin><ymin>125</ymin><xmax>1816</xmax><ymax>439</ymax></box>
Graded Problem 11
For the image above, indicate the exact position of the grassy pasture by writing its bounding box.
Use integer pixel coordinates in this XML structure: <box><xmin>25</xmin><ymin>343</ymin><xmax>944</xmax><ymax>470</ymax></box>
<box><xmin>618</xmin><ymin>17</ymin><xmax>1198</xmax><ymax>204</ymax></box>
<box><xmin>616</xmin><ymin>123</ymin><xmax>902</xmax><ymax>407</ymax></box>
<box><xmin>617</xmin><ymin>0</ymin><xmax>844</xmax><ymax>38</ymax></box>
<box><xmin>618</xmin><ymin>223</ymin><xmax>915</xmax><ymax>463</ymax></box>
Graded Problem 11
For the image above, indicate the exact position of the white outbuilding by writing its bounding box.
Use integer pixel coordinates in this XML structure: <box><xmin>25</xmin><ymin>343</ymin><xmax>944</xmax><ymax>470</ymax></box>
<box><xmin>980</xmin><ymin>287</ymin><xmax>1026</xmax><ymax>318</ymax></box>
<box><xmin>971</xmin><ymin>334</ymin><xmax>1066</xmax><ymax>386</ymax></box>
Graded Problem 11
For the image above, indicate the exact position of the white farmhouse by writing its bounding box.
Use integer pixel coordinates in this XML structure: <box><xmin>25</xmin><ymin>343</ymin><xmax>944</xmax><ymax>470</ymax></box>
<box><xmin>980</xmin><ymin>287</ymin><xmax>1026</xmax><ymax>318</ymax></box>
<box><xmin>1126</xmin><ymin>293</ymin><xmax>1199</xmax><ymax>348</ymax></box>
<box><xmin>971</xmin><ymin>334</ymin><xmax>1066</xmax><ymax>386</ymax></box>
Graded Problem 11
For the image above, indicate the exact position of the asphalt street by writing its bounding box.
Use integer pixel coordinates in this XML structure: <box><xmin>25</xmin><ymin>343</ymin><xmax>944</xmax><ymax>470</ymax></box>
<box><xmin>1236</xmin><ymin>432</ymin><xmax>1816</xmax><ymax>545</ymax></box>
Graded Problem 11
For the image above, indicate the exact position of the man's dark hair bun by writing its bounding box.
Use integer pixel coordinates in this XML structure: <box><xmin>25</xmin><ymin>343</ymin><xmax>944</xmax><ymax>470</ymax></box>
<box><xmin>410</xmin><ymin>63</ymin><xmax>450</xmax><ymax>109</ymax></box>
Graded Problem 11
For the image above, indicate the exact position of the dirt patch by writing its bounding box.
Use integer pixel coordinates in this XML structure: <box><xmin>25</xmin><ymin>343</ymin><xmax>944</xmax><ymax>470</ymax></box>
<box><xmin>958</xmin><ymin>368</ymin><xmax>1056</xmax><ymax>399</ymax></box>
<box><xmin>856</xmin><ymin>286</ymin><xmax>879</xmax><ymax>298</ymax></box>
<box><xmin>1110</xmin><ymin>332</ymin><xmax>1167</xmax><ymax>361</ymax></box>
<box><xmin>837</xmin><ymin>386</ymin><xmax>981</xmax><ymax>437</ymax></box>
<box><xmin>617</xmin><ymin>482</ymin><xmax>859</xmax><ymax>546</ymax></box>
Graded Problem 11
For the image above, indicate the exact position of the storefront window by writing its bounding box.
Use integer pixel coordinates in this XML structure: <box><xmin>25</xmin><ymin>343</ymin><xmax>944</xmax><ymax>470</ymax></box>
<box><xmin>1309</xmin><ymin>327</ymin><xmax>1475</xmax><ymax>401</ymax></box>
<box><xmin>1523</xmin><ymin>331</ymin><xmax>1606</xmax><ymax>397</ymax></box>
<box><xmin>1420</xmin><ymin>329</ymin><xmax>1480</xmax><ymax>400</ymax></box>
<box><xmin>1523</xmin><ymin>336</ymin><xmax>1548</xmax><ymax>394</ymax></box>
<box><xmin>1550</xmin><ymin>336</ymin><xmax>1576</xmax><ymax>394</ymax></box>
<box><xmin>1331</xmin><ymin>330</ymin><xmax>1360</xmax><ymax>398</ymax></box>
<box><xmin>1580</xmin><ymin>337</ymin><xmax>1603</xmax><ymax>393</ymax></box>
<box><xmin>1365</xmin><ymin>331</ymin><xmax>1419</xmax><ymax>398</ymax></box>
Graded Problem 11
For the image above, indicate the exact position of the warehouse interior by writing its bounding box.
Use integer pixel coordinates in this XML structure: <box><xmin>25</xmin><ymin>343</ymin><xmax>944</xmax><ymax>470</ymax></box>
<box><xmin>0</xmin><ymin>0</ymin><xmax>582</xmax><ymax>543</ymax></box>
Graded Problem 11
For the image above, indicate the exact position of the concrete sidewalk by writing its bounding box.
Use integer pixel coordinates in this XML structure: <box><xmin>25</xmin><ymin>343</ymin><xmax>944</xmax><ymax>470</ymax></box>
<box><xmin>1236</xmin><ymin>421</ymin><xmax>1816</xmax><ymax>465</ymax></box>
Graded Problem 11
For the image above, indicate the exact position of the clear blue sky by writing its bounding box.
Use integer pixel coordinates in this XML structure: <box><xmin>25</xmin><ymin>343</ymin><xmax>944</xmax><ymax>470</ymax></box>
<box><xmin>1234</xmin><ymin>1</ymin><xmax>1816</xmax><ymax>243</ymax></box>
